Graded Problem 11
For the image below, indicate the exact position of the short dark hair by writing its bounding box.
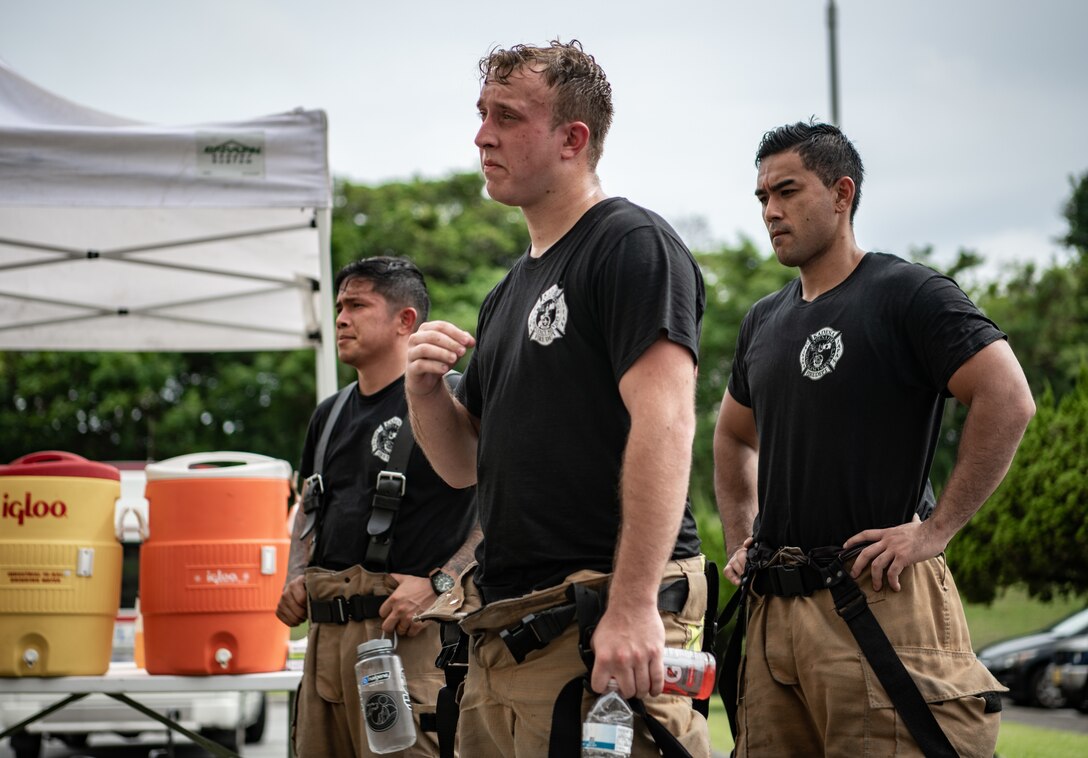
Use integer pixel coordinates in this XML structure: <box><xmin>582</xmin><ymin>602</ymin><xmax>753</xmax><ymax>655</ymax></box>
<box><xmin>333</xmin><ymin>256</ymin><xmax>429</xmax><ymax>325</ymax></box>
<box><xmin>479</xmin><ymin>39</ymin><xmax>613</xmax><ymax>170</ymax></box>
<box><xmin>756</xmin><ymin>120</ymin><xmax>865</xmax><ymax>221</ymax></box>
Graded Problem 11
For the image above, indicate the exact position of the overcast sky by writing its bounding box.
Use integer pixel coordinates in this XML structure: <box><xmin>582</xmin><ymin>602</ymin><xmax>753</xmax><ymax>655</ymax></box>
<box><xmin>2</xmin><ymin>0</ymin><xmax>1086</xmax><ymax>281</ymax></box>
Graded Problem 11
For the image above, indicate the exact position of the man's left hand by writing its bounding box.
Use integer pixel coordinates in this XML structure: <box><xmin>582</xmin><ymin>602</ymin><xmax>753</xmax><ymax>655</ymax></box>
<box><xmin>844</xmin><ymin>513</ymin><xmax>945</xmax><ymax>591</ymax></box>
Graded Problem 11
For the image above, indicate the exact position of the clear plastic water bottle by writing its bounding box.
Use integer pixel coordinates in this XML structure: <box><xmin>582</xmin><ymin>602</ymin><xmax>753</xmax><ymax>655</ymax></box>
<box><xmin>355</xmin><ymin>638</ymin><xmax>416</xmax><ymax>754</ymax></box>
<box><xmin>582</xmin><ymin>678</ymin><xmax>634</xmax><ymax>757</ymax></box>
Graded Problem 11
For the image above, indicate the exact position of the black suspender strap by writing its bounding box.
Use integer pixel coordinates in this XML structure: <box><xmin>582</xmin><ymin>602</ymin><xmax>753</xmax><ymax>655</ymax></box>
<box><xmin>432</xmin><ymin>621</ymin><xmax>469</xmax><ymax>758</ymax></box>
<box><xmin>546</xmin><ymin>583</ymin><xmax>695</xmax><ymax>758</ymax></box>
<box><xmin>362</xmin><ymin>370</ymin><xmax>462</xmax><ymax>573</ymax></box>
<box><xmin>694</xmin><ymin>560</ymin><xmax>719</xmax><ymax>719</ymax></box>
<box><xmin>713</xmin><ymin>577</ymin><xmax>749</xmax><ymax>742</ymax></box>
<box><xmin>361</xmin><ymin>414</ymin><xmax>415</xmax><ymax>573</ymax></box>
<box><xmin>818</xmin><ymin>558</ymin><xmax>959</xmax><ymax>758</ymax></box>
<box><xmin>548</xmin><ymin>584</ymin><xmax>605</xmax><ymax>758</ymax></box>
<box><xmin>300</xmin><ymin>381</ymin><xmax>356</xmax><ymax>540</ymax></box>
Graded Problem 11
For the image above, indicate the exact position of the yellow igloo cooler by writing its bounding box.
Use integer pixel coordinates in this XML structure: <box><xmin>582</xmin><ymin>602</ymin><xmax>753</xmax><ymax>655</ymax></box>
<box><xmin>140</xmin><ymin>451</ymin><xmax>291</xmax><ymax>675</ymax></box>
<box><xmin>0</xmin><ymin>451</ymin><xmax>122</xmax><ymax>676</ymax></box>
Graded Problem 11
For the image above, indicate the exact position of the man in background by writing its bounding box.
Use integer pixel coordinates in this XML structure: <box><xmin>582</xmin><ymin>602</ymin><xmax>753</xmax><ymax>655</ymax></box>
<box><xmin>277</xmin><ymin>256</ymin><xmax>479</xmax><ymax>757</ymax></box>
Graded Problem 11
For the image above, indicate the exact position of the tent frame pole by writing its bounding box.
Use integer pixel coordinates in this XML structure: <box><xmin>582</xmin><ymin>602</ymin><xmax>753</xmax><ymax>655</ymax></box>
<box><xmin>314</xmin><ymin>208</ymin><xmax>338</xmax><ymax>401</ymax></box>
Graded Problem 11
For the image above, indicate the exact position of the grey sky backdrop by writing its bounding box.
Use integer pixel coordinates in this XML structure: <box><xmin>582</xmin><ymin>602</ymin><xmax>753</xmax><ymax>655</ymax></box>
<box><xmin>2</xmin><ymin>0</ymin><xmax>1086</xmax><ymax>281</ymax></box>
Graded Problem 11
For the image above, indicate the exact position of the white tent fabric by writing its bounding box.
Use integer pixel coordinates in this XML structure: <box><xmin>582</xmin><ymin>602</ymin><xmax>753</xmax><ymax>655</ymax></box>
<box><xmin>0</xmin><ymin>59</ymin><xmax>337</xmax><ymax>398</ymax></box>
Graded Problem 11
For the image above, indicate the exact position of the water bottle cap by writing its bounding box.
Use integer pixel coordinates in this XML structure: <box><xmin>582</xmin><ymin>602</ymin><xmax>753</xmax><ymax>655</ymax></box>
<box><xmin>357</xmin><ymin>638</ymin><xmax>394</xmax><ymax>657</ymax></box>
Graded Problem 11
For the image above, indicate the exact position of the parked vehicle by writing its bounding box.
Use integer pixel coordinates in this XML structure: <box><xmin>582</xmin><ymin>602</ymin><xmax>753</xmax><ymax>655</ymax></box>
<box><xmin>1050</xmin><ymin>632</ymin><xmax>1088</xmax><ymax>713</ymax></box>
<box><xmin>0</xmin><ymin>467</ymin><xmax>267</xmax><ymax>758</ymax></box>
<box><xmin>976</xmin><ymin>606</ymin><xmax>1088</xmax><ymax>708</ymax></box>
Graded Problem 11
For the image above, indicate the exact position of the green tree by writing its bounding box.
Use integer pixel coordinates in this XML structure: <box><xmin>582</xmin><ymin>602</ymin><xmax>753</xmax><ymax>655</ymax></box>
<box><xmin>948</xmin><ymin>368</ymin><xmax>1088</xmax><ymax>603</ymax></box>
<box><xmin>690</xmin><ymin>238</ymin><xmax>796</xmax><ymax>516</ymax></box>
<box><xmin>945</xmin><ymin>171</ymin><xmax>1088</xmax><ymax>603</ymax></box>
<box><xmin>1060</xmin><ymin>170</ymin><xmax>1088</xmax><ymax>256</ymax></box>
<box><xmin>975</xmin><ymin>171</ymin><xmax>1088</xmax><ymax>400</ymax></box>
<box><xmin>0</xmin><ymin>350</ymin><xmax>314</xmax><ymax>464</ymax></box>
<box><xmin>332</xmin><ymin>173</ymin><xmax>524</xmax><ymax>339</ymax></box>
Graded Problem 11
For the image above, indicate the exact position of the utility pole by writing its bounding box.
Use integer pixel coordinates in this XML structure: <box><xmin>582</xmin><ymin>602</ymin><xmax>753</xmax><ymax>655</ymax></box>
<box><xmin>827</xmin><ymin>0</ymin><xmax>841</xmax><ymax>125</ymax></box>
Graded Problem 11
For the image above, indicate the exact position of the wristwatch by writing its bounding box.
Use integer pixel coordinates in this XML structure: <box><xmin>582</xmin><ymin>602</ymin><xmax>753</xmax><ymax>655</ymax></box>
<box><xmin>429</xmin><ymin>569</ymin><xmax>455</xmax><ymax>595</ymax></box>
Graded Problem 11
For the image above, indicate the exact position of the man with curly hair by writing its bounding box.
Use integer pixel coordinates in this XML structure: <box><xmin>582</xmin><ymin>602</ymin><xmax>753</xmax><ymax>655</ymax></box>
<box><xmin>406</xmin><ymin>40</ymin><xmax>710</xmax><ymax>756</ymax></box>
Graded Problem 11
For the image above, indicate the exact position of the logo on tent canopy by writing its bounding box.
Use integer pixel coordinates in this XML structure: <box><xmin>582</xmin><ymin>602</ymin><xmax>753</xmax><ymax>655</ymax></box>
<box><xmin>196</xmin><ymin>131</ymin><xmax>266</xmax><ymax>178</ymax></box>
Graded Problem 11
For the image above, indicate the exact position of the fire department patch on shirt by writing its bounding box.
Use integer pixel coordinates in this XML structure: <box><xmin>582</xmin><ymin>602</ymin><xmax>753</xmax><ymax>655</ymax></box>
<box><xmin>527</xmin><ymin>284</ymin><xmax>568</xmax><ymax>346</ymax></box>
<box><xmin>371</xmin><ymin>416</ymin><xmax>402</xmax><ymax>462</ymax></box>
<box><xmin>800</xmin><ymin>327</ymin><xmax>843</xmax><ymax>380</ymax></box>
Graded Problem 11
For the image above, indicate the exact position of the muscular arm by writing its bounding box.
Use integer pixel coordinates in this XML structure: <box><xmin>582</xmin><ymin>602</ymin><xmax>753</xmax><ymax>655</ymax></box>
<box><xmin>275</xmin><ymin>502</ymin><xmax>310</xmax><ymax>627</ymax></box>
<box><xmin>383</xmin><ymin>521</ymin><xmax>483</xmax><ymax>636</ymax></box>
<box><xmin>439</xmin><ymin>520</ymin><xmax>484</xmax><ymax>578</ymax></box>
<box><xmin>714</xmin><ymin>390</ymin><xmax>760</xmax><ymax>586</ymax></box>
<box><xmin>405</xmin><ymin>321</ymin><xmax>479</xmax><ymax>488</ymax></box>
<box><xmin>590</xmin><ymin>337</ymin><xmax>697</xmax><ymax>699</ymax></box>
<box><xmin>847</xmin><ymin>339</ymin><xmax>1035</xmax><ymax>590</ymax></box>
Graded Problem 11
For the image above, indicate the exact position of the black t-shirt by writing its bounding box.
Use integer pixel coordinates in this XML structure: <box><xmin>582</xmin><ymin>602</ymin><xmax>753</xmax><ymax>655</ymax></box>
<box><xmin>300</xmin><ymin>376</ymin><xmax>476</xmax><ymax>574</ymax></box>
<box><xmin>460</xmin><ymin>197</ymin><xmax>706</xmax><ymax>600</ymax></box>
<box><xmin>728</xmin><ymin>252</ymin><xmax>1005</xmax><ymax>550</ymax></box>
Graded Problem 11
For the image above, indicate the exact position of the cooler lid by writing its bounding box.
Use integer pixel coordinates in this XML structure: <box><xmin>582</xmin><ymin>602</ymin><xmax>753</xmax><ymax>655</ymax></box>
<box><xmin>0</xmin><ymin>451</ymin><xmax>120</xmax><ymax>481</ymax></box>
<box><xmin>145</xmin><ymin>451</ymin><xmax>292</xmax><ymax>481</ymax></box>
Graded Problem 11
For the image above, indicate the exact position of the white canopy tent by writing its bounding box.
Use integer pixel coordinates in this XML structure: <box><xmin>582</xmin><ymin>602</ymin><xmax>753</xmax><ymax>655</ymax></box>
<box><xmin>0</xmin><ymin>59</ymin><xmax>337</xmax><ymax>399</ymax></box>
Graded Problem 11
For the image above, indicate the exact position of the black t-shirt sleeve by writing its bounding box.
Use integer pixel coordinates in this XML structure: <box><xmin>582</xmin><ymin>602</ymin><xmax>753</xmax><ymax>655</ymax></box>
<box><xmin>905</xmin><ymin>274</ymin><xmax>1006</xmax><ymax>393</ymax></box>
<box><xmin>460</xmin><ymin>293</ymin><xmax>493</xmax><ymax>420</ymax></box>
<box><xmin>726</xmin><ymin>309</ymin><xmax>756</xmax><ymax>408</ymax></box>
<box><xmin>591</xmin><ymin>224</ymin><xmax>705</xmax><ymax>382</ymax></box>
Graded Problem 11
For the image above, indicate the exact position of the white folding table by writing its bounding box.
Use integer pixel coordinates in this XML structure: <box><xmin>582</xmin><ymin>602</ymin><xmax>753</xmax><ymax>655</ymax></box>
<box><xmin>0</xmin><ymin>663</ymin><xmax>302</xmax><ymax>757</ymax></box>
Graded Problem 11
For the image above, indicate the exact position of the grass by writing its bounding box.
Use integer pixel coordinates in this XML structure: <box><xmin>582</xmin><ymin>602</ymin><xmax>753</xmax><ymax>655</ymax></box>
<box><xmin>964</xmin><ymin>587</ymin><xmax>1083</xmax><ymax>650</ymax></box>
<box><xmin>705</xmin><ymin>588</ymin><xmax>1088</xmax><ymax>756</ymax></box>
<box><xmin>707</xmin><ymin>700</ymin><xmax>1088</xmax><ymax>757</ymax></box>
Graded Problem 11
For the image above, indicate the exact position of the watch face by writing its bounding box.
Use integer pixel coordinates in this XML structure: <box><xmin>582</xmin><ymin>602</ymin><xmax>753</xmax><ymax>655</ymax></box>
<box><xmin>431</xmin><ymin>571</ymin><xmax>455</xmax><ymax>595</ymax></box>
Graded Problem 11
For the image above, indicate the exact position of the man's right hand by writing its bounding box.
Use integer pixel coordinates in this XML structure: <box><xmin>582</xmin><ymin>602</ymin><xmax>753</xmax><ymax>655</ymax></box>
<box><xmin>723</xmin><ymin>536</ymin><xmax>753</xmax><ymax>587</ymax></box>
<box><xmin>276</xmin><ymin>575</ymin><xmax>308</xmax><ymax>627</ymax></box>
<box><xmin>406</xmin><ymin>321</ymin><xmax>474</xmax><ymax>397</ymax></box>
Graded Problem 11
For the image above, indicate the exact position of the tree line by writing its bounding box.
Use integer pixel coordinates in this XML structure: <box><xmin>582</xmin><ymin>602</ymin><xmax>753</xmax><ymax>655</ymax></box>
<box><xmin>2</xmin><ymin>170</ymin><xmax>1086</xmax><ymax>603</ymax></box>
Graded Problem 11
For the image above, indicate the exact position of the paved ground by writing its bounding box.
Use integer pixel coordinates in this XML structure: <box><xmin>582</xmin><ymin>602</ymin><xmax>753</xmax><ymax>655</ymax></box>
<box><xmin>5</xmin><ymin>693</ymin><xmax>1087</xmax><ymax>757</ymax></box>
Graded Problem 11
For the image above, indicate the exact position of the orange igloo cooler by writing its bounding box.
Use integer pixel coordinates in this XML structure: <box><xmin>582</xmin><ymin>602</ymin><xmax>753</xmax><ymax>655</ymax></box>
<box><xmin>0</xmin><ymin>451</ymin><xmax>122</xmax><ymax>676</ymax></box>
<box><xmin>139</xmin><ymin>451</ymin><xmax>291</xmax><ymax>675</ymax></box>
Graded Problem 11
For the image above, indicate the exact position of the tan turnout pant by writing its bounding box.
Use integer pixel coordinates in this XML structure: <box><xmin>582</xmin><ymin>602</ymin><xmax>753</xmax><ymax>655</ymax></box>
<box><xmin>292</xmin><ymin>565</ymin><xmax>445</xmax><ymax>758</ymax></box>
<box><xmin>734</xmin><ymin>552</ymin><xmax>1004</xmax><ymax>757</ymax></box>
<box><xmin>456</xmin><ymin>555</ymin><xmax>712</xmax><ymax>758</ymax></box>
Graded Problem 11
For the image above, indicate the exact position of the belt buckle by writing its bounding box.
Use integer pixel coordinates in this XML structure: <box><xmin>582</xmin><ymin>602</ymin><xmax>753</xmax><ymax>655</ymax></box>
<box><xmin>435</xmin><ymin>622</ymin><xmax>466</xmax><ymax>669</ymax></box>
<box><xmin>333</xmin><ymin>595</ymin><xmax>349</xmax><ymax>624</ymax></box>
<box><xmin>499</xmin><ymin>613</ymin><xmax>546</xmax><ymax>664</ymax></box>
<box><xmin>770</xmin><ymin>565</ymin><xmax>808</xmax><ymax>597</ymax></box>
<box><xmin>435</xmin><ymin>639</ymin><xmax>464</xmax><ymax>669</ymax></box>
<box><xmin>303</xmin><ymin>473</ymin><xmax>324</xmax><ymax>497</ymax></box>
<box><xmin>376</xmin><ymin>471</ymin><xmax>406</xmax><ymax>497</ymax></box>
<box><xmin>499</xmin><ymin>612</ymin><xmax>541</xmax><ymax>645</ymax></box>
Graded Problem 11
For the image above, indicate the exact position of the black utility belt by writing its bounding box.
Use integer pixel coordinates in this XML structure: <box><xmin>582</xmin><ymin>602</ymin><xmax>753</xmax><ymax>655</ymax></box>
<box><xmin>751</xmin><ymin>563</ymin><xmax>828</xmax><ymax>598</ymax></box>
<box><xmin>499</xmin><ymin>577</ymin><xmax>690</xmax><ymax>664</ymax></box>
<box><xmin>747</xmin><ymin>543</ymin><xmax>863</xmax><ymax>599</ymax></box>
<box><xmin>310</xmin><ymin>593</ymin><xmax>388</xmax><ymax>624</ymax></box>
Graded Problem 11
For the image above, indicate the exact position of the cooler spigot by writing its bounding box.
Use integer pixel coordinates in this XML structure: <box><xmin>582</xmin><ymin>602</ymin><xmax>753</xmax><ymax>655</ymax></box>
<box><xmin>22</xmin><ymin>649</ymin><xmax>39</xmax><ymax>669</ymax></box>
<box><xmin>215</xmin><ymin>648</ymin><xmax>232</xmax><ymax>669</ymax></box>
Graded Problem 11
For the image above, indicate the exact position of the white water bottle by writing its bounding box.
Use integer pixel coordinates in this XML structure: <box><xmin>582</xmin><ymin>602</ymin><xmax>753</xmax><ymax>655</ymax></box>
<box><xmin>355</xmin><ymin>638</ymin><xmax>416</xmax><ymax>754</ymax></box>
<box><xmin>582</xmin><ymin>679</ymin><xmax>634</xmax><ymax>757</ymax></box>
